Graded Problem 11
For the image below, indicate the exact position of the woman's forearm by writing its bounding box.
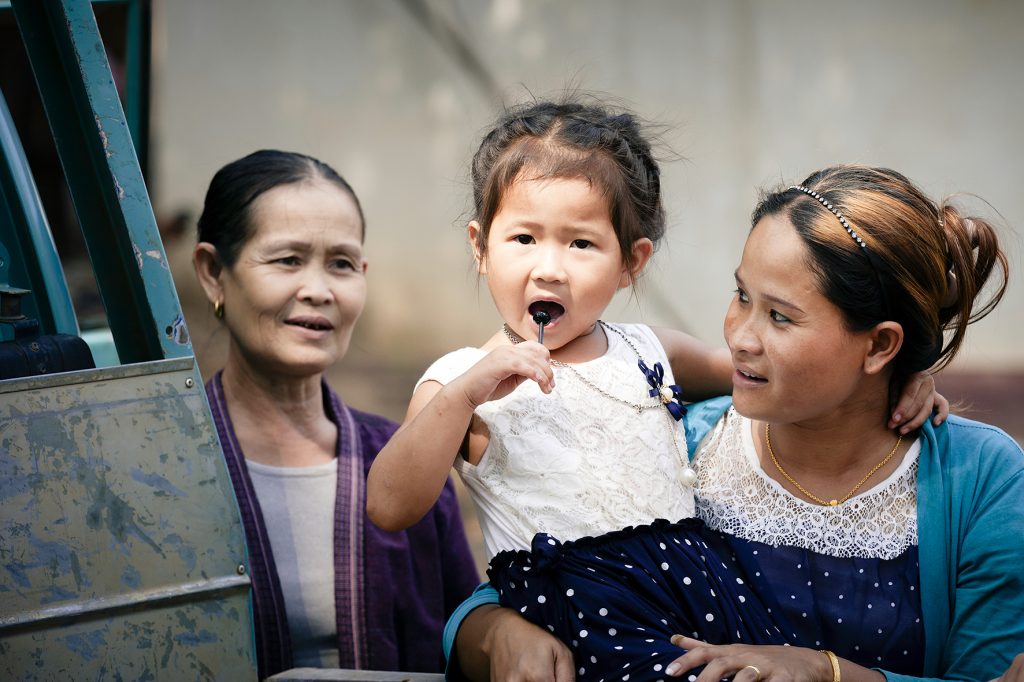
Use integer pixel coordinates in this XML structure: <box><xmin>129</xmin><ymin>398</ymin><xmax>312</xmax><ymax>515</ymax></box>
<box><xmin>453</xmin><ymin>604</ymin><xmax>575</xmax><ymax>682</ymax></box>
<box><xmin>454</xmin><ymin>604</ymin><xmax>503</xmax><ymax>682</ymax></box>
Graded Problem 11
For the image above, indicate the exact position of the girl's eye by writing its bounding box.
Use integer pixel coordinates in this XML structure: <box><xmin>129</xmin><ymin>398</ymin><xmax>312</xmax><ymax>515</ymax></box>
<box><xmin>769</xmin><ymin>309</ymin><xmax>791</xmax><ymax>323</ymax></box>
<box><xmin>571</xmin><ymin>239</ymin><xmax>592</xmax><ymax>249</ymax></box>
<box><xmin>733</xmin><ymin>287</ymin><xmax>748</xmax><ymax>303</ymax></box>
<box><xmin>514</xmin><ymin>234</ymin><xmax>534</xmax><ymax>245</ymax></box>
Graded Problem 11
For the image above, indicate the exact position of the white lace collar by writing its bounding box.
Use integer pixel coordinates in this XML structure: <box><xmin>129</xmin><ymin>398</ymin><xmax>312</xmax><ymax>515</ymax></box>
<box><xmin>695</xmin><ymin>408</ymin><xmax>920</xmax><ymax>559</ymax></box>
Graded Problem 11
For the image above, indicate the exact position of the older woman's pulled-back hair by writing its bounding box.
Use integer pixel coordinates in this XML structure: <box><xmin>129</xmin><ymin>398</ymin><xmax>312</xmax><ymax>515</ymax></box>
<box><xmin>197</xmin><ymin>149</ymin><xmax>365</xmax><ymax>267</ymax></box>
<box><xmin>470</xmin><ymin>98</ymin><xmax>665</xmax><ymax>274</ymax></box>
<box><xmin>752</xmin><ymin>164</ymin><xmax>1009</xmax><ymax>382</ymax></box>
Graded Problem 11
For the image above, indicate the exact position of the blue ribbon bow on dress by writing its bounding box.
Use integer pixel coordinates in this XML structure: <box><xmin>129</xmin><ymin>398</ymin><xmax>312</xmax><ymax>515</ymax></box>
<box><xmin>638</xmin><ymin>359</ymin><xmax>686</xmax><ymax>421</ymax></box>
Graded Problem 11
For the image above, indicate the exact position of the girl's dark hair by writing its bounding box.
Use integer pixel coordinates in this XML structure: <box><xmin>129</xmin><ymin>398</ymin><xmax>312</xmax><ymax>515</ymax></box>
<box><xmin>752</xmin><ymin>164</ymin><xmax>1009</xmax><ymax>391</ymax></box>
<box><xmin>470</xmin><ymin>98</ymin><xmax>664</xmax><ymax>275</ymax></box>
<box><xmin>196</xmin><ymin>149</ymin><xmax>364</xmax><ymax>266</ymax></box>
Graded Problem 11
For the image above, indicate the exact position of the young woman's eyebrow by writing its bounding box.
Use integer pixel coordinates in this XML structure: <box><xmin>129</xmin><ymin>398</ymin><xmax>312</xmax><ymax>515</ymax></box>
<box><xmin>734</xmin><ymin>271</ymin><xmax>805</xmax><ymax>314</ymax></box>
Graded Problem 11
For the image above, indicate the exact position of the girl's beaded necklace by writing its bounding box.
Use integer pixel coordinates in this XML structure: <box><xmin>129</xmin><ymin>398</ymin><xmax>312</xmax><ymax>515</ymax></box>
<box><xmin>502</xmin><ymin>320</ymin><xmax>698</xmax><ymax>488</ymax></box>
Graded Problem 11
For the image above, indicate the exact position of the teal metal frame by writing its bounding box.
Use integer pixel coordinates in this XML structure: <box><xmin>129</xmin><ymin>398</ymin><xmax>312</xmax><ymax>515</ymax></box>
<box><xmin>0</xmin><ymin>89</ymin><xmax>79</xmax><ymax>338</ymax></box>
<box><xmin>10</xmin><ymin>0</ymin><xmax>186</xmax><ymax>363</ymax></box>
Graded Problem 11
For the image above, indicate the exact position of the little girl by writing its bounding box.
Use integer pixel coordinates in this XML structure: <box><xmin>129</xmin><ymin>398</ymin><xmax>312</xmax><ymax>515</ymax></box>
<box><xmin>367</xmin><ymin>100</ymin><xmax>940</xmax><ymax>679</ymax></box>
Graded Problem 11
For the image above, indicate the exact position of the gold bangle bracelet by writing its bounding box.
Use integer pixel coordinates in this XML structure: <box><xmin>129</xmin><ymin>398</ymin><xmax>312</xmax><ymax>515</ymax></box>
<box><xmin>821</xmin><ymin>650</ymin><xmax>841</xmax><ymax>682</ymax></box>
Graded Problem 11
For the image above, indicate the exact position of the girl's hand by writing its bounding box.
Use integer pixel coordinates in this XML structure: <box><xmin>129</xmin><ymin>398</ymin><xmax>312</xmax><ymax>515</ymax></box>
<box><xmin>888</xmin><ymin>371</ymin><xmax>949</xmax><ymax>434</ymax></box>
<box><xmin>664</xmin><ymin>636</ymin><xmax>873</xmax><ymax>682</ymax></box>
<box><xmin>455</xmin><ymin>342</ymin><xmax>555</xmax><ymax>409</ymax></box>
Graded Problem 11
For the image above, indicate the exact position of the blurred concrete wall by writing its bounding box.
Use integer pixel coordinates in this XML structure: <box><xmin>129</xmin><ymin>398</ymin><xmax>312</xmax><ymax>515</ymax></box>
<box><xmin>153</xmin><ymin>0</ymin><xmax>1024</xmax><ymax>420</ymax></box>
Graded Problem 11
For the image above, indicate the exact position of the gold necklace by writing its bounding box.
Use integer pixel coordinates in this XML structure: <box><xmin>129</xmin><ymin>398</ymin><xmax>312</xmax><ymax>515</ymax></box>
<box><xmin>502</xmin><ymin>320</ymin><xmax>699</xmax><ymax>487</ymax></box>
<box><xmin>764</xmin><ymin>423</ymin><xmax>903</xmax><ymax>507</ymax></box>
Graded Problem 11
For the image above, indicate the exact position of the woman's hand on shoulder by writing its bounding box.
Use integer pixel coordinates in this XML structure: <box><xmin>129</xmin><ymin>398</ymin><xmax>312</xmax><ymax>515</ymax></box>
<box><xmin>453</xmin><ymin>342</ymin><xmax>555</xmax><ymax>408</ymax></box>
<box><xmin>665</xmin><ymin>637</ymin><xmax>884</xmax><ymax>682</ymax></box>
<box><xmin>888</xmin><ymin>370</ymin><xmax>949</xmax><ymax>434</ymax></box>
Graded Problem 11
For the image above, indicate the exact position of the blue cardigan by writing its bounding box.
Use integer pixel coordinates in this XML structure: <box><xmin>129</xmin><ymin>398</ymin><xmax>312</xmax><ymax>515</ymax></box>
<box><xmin>444</xmin><ymin>398</ymin><xmax>1024</xmax><ymax>681</ymax></box>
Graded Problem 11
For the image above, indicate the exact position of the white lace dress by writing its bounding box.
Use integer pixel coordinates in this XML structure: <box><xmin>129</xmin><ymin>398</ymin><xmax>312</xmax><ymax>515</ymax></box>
<box><xmin>417</xmin><ymin>323</ymin><xmax>695</xmax><ymax>556</ymax></box>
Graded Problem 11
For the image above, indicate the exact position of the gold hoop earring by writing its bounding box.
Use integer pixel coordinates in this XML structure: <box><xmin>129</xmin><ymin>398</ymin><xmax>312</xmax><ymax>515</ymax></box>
<box><xmin>213</xmin><ymin>300</ymin><xmax>224</xmax><ymax>319</ymax></box>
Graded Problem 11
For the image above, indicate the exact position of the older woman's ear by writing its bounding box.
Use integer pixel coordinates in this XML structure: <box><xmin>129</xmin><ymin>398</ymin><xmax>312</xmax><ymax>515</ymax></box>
<box><xmin>192</xmin><ymin>242</ymin><xmax>225</xmax><ymax>310</ymax></box>
<box><xmin>863</xmin><ymin>321</ymin><xmax>904</xmax><ymax>375</ymax></box>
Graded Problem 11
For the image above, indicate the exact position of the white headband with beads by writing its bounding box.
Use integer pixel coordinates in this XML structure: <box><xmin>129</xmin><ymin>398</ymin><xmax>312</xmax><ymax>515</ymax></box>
<box><xmin>789</xmin><ymin>185</ymin><xmax>867</xmax><ymax>251</ymax></box>
<box><xmin>789</xmin><ymin>184</ymin><xmax>900</xmax><ymax>322</ymax></box>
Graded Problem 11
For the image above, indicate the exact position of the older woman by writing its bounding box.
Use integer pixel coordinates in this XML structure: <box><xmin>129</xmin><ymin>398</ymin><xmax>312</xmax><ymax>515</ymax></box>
<box><xmin>447</xmin><ymin>165</ymin><xmax>1022</xmax><ymax>682</ymax></box>
<box><xmin>192</xmin><ymin>150</ymin><xmax>478</xmax><ymax>677</ymax></box>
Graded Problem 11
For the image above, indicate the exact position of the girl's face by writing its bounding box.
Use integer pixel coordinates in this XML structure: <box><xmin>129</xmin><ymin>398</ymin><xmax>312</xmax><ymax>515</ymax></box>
<box><xmin>724</xmin><ymin>213</ymin><xmax>876</xmax><ymax>426</ymax></box>
<box><xmin>216</xmin><ymin>179</ymin><xmax>368</xmax><ymax>379</ymax></box>
<box><xmin>470</xmin><ymin>175</ymin><xmax>650</xmax><ymax>352</ymax></box>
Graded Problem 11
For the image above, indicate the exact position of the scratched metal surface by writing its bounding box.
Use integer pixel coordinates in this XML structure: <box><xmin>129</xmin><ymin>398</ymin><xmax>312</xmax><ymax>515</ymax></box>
<box><xmin>0</xmin><ymin>358</ymin><xmax>257</xmax><ymax>680</ymax></box>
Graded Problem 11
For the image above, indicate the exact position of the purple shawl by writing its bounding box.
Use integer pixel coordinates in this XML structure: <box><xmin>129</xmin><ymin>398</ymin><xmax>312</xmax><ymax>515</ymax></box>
<box><xmin>206</xmin><ymin>373</ymin><xmax>479</xmax><ymax>677</ymax></box>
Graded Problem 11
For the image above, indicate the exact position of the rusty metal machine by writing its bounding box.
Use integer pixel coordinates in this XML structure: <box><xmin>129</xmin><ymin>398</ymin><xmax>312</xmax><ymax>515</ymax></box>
<box><xmin>0</xmin><ymin>1</ymin><xmax>258</xmax><ymax>677</ymax></box>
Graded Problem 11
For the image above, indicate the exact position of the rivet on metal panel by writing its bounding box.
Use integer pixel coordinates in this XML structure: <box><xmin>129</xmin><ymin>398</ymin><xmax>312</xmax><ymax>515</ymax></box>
<box><xmin>237</xmin><ymin>564</ymin><xmax>246</xmax><ymax>575</ymax></box>
<box><xmin>185</xmin><ymin>377</ymin><xmax>195</xmax><ymax>388</ymax></box>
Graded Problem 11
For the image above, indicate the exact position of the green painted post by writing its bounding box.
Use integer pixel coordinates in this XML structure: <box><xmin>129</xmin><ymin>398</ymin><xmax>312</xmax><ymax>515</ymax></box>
<box><xmin>10</xmin><ymin>0</ymin><xmax>190</xmax><ymax>362</ymax></box>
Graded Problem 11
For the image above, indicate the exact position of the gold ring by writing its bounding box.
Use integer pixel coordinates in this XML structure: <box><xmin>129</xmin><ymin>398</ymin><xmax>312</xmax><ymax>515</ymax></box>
<box><xmin>742</xmin><ymin>664</ymin><xmax>762</xmax><ymax>681</ymax></box>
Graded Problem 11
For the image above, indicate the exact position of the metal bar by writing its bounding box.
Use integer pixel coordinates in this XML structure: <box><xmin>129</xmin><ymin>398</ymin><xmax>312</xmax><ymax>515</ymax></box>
<box><xmin>0</xmin><ymin>88</ymin><xmax>80</xmax><ymax>336</ymax></box>
<box><xmin>10</xmin><ymin>0</ymin><xmax>191</xmax><ymax>362</ymax></box>
<box><xmin>0</xmin><ymin>574</ymin><xmax>251</xmax><ymax>635</ymax></box>
<box><xmin>122</xmin><ymin>0</ymin><xmax>151</xmax><ymax>176</ymax></box>
<box><xmin>0</xmin><ymin>355</ymin><xmax>191</xmax><ymax>394</ymax></box>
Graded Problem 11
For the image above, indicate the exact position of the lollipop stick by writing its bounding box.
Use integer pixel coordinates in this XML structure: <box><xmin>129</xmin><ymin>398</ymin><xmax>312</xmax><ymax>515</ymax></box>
<box><xmin>532</xmin><ymin>310</ymin><xmax>551</xmax><ymax>346</ymax></box>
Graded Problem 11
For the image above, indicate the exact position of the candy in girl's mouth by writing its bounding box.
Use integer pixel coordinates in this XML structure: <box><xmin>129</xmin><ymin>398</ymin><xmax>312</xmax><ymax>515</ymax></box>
<box><xmin>528</xmin><ymin>301</ymin><xmax>564</xmax><ymax>322</ymax></box>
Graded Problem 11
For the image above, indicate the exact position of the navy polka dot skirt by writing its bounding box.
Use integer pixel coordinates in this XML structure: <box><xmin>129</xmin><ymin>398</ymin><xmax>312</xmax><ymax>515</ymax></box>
<box><xmin>488</xmin><ymin>518</ymin><xmax>794</xmax><ymax>682</ymax></box>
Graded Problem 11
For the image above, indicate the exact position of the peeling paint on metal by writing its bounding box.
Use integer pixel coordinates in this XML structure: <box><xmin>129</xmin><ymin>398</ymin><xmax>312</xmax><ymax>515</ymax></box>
<box><xmin>70</xmin><ymin>551</ymin><xmax>83</xmax><ymax>592</ymax></box>
<box><xmin>130</xmin><ymin>469</ymin><xmax>187</xmax><ymax>498</ymax></box>
<box><xmin>121</xmin><ymin>564</ymin><xmax>141</xmax><ymax>589</ymax></box>
<box><xmin>132</xmin><ymin>241</ymin><xmax>143</xmax><ymax>270</ymax></box>
<box><xmin>162</xmin><ymin>534</ymin><xmax>198</xmax><ymax>573</ymax></box>
<box><xmin>2</xmin><ymin>360</ymin><xmax>256</xmax><ymax>678</ymax></box>
<box><xmin>94</xmin><ymin>113</ymin><xmax>112</xmax><ymax>159</ymax></box>
<box><xmin>63</xmin><ymin>627</ymin><xmax>108</xmax><ymax>662</ymax></box>
<box><xmin>80</xmin><ymin>459</ymin><xmax>165</xmax><ymax>556</ymax></box>
<box><xmin>164</xmin><ymin>314</ymin><xmax>190</xmax><ymax>346</ymax></box>
<box><xmin>174</xmin><ymin>628</ymin><xmax>218</xmax><ymax>647</ymax></box>
<box><xmin>159</xmin><ymin>625</ymin><xmax>174</xmax><ymax>668</ymax></box>
<box><xmin>144</xmin><ymin>249</ymin><xmax>169</xmax><ymax>270</ymax></box>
